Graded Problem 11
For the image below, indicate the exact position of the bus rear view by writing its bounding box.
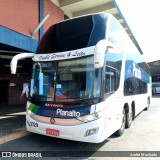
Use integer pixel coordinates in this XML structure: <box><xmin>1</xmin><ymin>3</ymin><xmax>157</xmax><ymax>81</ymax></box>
<box><xmin>11</xmin><ymin>13</ymin><xmax>151</xmax><ymax>143</ymax></box>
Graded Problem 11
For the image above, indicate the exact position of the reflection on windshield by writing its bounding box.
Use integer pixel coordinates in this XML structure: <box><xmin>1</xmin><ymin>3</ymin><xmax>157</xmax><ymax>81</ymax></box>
<box><xmin>30</xmin><ymin>56</ymin><xmax>101</xmax><ymax>102</ymax></box>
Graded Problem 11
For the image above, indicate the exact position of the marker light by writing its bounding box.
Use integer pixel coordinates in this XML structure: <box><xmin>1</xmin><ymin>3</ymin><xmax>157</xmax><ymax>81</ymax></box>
<box><xmin>85</xmin><ymin>127</ymin><xmax>99</xmax><ymax>136</ymax></box>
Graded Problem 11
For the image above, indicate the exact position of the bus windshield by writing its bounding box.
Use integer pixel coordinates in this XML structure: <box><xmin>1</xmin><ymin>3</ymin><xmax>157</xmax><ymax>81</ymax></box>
<box><xmin>30</xmin><ymin>56</ymin><xmax>101</xmax><ymax>102</ymax></box>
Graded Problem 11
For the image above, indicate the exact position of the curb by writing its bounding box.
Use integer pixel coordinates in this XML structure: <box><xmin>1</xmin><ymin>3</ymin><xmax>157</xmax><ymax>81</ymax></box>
<box><xmin>0</xmin><ymin>128</ymin><xmax>30</xmax><ymax>144</ymax></box>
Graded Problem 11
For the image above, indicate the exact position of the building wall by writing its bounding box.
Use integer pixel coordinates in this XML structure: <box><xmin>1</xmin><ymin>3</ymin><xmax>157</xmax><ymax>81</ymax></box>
<box><xmin>0</xmin><ymin>0</ymin><xmax>64</xmax><ymax>105</ymax></box>
<box><xmin>0</xmin><ymin>0</ymin><xmax>64</xmax><ymax>41</ymax></box>
<box><xmin>44</xmin><ymin>0</ymin><xmax>64</xmax><ymax>33</ymax></box>
<box><xmin>0</xmin><ymin>65</ymin><xmax>30</xmax><ymax>105</ymax></box>
<box><xmin>152</xmin><ymin>76</ymin><xmax>160</xmax><ymax>83</ymax></box>
<box><xmin>0</xmin><ymin>0</ymin><xmax>39</xmax><ymax>40</ymax></box>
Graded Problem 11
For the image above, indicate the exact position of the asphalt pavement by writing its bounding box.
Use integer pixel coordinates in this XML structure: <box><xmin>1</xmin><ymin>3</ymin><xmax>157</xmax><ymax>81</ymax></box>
<box><xmin>0</xmin><ymin>104</ymin><xmax>26</xmax><ymax>137</ymax></box>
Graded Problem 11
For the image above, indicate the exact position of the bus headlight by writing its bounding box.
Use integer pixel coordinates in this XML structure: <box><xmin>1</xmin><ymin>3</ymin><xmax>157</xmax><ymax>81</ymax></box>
<box><xmin>77</xmin><ymin>110</ymin><xmax>104</xmax><ymax>123</ymax></box>
<box><xmin>26</xmin><ymin>108</ymin><xmax>34</xmax><ymax>116</ymax></box>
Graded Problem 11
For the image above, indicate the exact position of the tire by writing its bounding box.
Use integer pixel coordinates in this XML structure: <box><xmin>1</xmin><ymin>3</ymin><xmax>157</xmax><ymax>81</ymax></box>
<box><xmin>115</xmin><ymin>109</ymin><xmax>126</xmax><ymax>136</ymax></box>
<box><xmin>125</xmin><ymin>108</ymin><xmax>132</xmax><ymax>128</ymax></box>
<box><xmin>144</xmin><ymin>97</ymin><xmax>150</xmax><ymax>111</ymax></box>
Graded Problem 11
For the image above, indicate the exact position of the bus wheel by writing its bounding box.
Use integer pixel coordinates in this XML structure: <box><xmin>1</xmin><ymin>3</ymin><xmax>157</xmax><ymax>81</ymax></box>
<box><xmin>115</xmin><ymin>109</ymin><xmax>126</xmax><ymax>136</ymax></box>
<box><xmin>125</xmin><ymin>108</ymin><xmax>132</xmax><ymax>128</ymax></box>
<box><xmin>145</xmin><ymin>97</ymin><xmax>150</xmax><ymax>111</ymax></box>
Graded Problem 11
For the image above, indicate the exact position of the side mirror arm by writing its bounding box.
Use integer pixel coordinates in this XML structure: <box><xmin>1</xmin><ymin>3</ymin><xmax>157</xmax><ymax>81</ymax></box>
<box><xmin>10</xmin><ymin>53</ymin><xmax>35</xmax><ymax>74</ymax></box>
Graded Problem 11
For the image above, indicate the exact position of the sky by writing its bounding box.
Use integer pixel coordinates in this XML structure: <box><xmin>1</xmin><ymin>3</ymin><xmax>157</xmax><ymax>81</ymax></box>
<box><xmin>114</xmin><ymin>0</ymin><xmax>160</xmax><ymax>62</ymax></box>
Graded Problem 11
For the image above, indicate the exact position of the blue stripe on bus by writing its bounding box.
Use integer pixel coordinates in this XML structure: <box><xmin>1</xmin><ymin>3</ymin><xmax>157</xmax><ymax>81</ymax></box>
<box><xmin>125</xmin><ymin>60</ymin><xmax>149</xmax><ymax>83</ymax></box>
<box><xmin>35</xmin><ymin>105</ymin><xmax>91</xmax><ymax>118</ymax></box>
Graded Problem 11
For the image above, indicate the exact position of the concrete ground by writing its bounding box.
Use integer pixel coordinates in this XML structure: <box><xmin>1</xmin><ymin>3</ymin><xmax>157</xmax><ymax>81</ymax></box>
<box><xmin>0</xmin><ymin>104</ymin><xmax>26</xmax><ymax>142</ymax></box>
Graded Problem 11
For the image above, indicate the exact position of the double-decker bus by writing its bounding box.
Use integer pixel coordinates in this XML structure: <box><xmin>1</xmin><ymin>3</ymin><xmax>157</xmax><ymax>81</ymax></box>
<box><xmin>11</xmin><ymin>13</ymin><xmax>151</xmax><ymax>143</ymax></box>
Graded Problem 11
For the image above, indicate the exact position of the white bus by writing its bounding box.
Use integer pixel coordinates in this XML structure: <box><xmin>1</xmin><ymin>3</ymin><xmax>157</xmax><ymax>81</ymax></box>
<box><xmin>11</xmin><ymin>13</ymin><xmax>151</xmax><ymax>143</ymax></box>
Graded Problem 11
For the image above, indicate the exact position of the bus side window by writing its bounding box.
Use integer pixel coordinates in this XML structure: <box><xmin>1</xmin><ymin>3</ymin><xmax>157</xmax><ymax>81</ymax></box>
<box><xmin>105</xmin><ymin>66</ymin><xmax>119</xmax><ymax>94</ymax></box>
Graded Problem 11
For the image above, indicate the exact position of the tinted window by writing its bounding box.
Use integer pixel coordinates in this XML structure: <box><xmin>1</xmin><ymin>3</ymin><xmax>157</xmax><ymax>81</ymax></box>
<box><xmin>105</xmin><ymin>51</ymin><xmax>122</xmax><ymax>94</ymax></box>
<box><xmin>37</xmin><ymin>14</ymin><xmax>108</xmax><ymax>53</ymax></box>
<box><xmin>124</xmin><ymin>78</ymin><xmax>147</xmax><ymax>95</ymax></box>
<box><xmin>105</xmin><ymin>17</ymin><xmax>124</xmax><ymax>94</ymax></box>
<box><xmin>105</xmin><ymin>66</ymin><xmax>120</xmax><ymax>94</ymax></box>
<box><xmin>56</xmin><ymin>16</ymin><xmax>93</xmax><ymax>51</ymax></box>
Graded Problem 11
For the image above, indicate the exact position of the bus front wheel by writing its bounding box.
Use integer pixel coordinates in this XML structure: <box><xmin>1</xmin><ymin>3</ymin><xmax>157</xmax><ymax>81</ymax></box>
<box><xmin>115</xmin><ymin>109</ymin><xmax>126</xmax><ymax>136</ymax></box>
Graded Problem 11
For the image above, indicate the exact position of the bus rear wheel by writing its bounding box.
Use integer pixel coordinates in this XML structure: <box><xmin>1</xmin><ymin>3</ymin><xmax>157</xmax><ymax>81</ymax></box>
<box><xmin>145</xmin><ymin>97</ymin><xmax>150</xmax><ymax>111</ymax></box>
<box><xmin>125</xmin><ymin>108</ymin><xmax>132</xmax><ymax>128</ymax></box>
<box><xmin>115</xmin><ymin>109</ymin><xmax>126</xmax><ymax>136</ymax></box>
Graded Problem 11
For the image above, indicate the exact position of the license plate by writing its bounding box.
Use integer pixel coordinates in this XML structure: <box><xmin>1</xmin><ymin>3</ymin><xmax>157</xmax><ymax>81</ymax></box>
<box><xmin>46</xmin><ymin>128</ymin><xmax>59</xmax><ymax>136</ymax></box>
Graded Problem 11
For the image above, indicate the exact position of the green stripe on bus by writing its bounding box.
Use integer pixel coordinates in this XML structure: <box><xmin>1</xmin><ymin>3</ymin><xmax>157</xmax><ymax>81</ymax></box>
<box><xmin>29</xmin><ymin>104</ymin><xmax>40</xmax><ymax>113</ymax></box>
<box><xmin>148</xmin><ymin>76</ymin><xmax>151</xmax><ymax>84</ymax></box>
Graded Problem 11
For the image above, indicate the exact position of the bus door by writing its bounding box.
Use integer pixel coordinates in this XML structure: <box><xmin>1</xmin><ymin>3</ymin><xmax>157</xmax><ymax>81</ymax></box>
<box><xmin>104</xmin><ymin>66</ymin><xmax>120</xmax><ymax>134</ymax></box>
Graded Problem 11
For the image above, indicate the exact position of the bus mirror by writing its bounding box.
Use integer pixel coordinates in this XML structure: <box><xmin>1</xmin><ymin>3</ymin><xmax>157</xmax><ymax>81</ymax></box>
<box><xmin>10</xmin><ymin>53</ymin><xmax>35</xmax><ymax>74</ymax></box>
<box><xmin>94</xmin><ymin>40</ymin><xmax>107</xmax><ymax>69</ymax></box>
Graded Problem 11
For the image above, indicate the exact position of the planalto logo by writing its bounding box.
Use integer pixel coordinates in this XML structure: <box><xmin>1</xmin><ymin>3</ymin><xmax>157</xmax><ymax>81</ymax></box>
<box><xmin>133</xmin><ymin>62</ymin><xmax>141</xmax><ymax>79</ymax></box>
<box><xmin>56</xmin><ymin>109</ymin><xmax>81</xmax><ymax>117</ymax></box>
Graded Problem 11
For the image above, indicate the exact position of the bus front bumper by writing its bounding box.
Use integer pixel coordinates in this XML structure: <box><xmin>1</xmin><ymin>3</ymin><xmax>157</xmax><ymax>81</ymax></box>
<box><xmin>26</xmin><ymin>114</ymin><xmax>106</xmax><ymax>143</ymax></box>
